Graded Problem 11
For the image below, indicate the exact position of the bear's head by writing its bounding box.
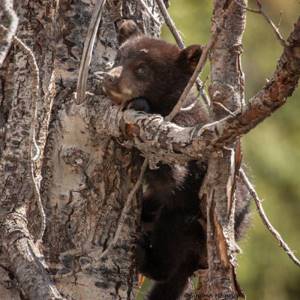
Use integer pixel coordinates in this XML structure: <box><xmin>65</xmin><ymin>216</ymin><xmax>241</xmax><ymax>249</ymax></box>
<box><xmin>103</xmin><ymin>20</ymin><xmax>202</xmax><ymax>116</ymax></box>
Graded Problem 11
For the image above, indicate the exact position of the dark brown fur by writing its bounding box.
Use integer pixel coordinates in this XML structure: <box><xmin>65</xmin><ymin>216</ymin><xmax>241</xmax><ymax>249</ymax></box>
<box><xmin>103</xmin><ymin>20</ymin><xmax>250</xmax><ymax>300</ymax></box>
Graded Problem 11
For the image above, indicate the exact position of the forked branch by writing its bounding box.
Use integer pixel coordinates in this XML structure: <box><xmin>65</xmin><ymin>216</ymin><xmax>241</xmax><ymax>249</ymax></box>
<box><xmin>94</xmin><ymin>17</ymin><xmax>300</xmax><ymax>163</ymax></box>
<box><xmin>235</xmin><ymin>0</ymin><xmax>287</xmax><ymax>47</ymax></box>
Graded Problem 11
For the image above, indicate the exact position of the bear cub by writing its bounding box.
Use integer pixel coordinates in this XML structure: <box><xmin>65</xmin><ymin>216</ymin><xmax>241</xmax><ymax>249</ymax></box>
<box><xmin>103</xmin><ymin>20</ymin><xmax>250</xmax><ymax>300</ymax></box>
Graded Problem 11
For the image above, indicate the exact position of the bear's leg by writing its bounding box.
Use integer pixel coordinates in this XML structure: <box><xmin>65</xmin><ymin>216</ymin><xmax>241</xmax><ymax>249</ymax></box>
<box><xmin>147</xmin><ymin>264</ymin><xmax>190</xmax><ymax>300</ymax></box>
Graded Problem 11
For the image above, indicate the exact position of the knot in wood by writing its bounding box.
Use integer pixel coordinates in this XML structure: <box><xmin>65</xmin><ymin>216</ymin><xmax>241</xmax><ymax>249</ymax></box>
<box><xmin>62</xmin><ymin>147</ymin><xmax>90</xmax><ymax>169</ymax></box>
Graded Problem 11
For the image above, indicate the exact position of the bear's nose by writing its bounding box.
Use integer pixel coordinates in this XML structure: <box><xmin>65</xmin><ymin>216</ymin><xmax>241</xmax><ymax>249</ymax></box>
<box><xmin>104</xmin><ymin>66</ymin><xmax>123</xmax><ymax>85</ymax></box>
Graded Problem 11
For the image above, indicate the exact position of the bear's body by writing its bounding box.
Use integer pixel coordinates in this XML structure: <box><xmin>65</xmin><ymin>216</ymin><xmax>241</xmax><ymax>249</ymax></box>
<box><xmin>103</xmin><ymin>20</ymin><xmax>250</xmax><ymax>300</ymax></box>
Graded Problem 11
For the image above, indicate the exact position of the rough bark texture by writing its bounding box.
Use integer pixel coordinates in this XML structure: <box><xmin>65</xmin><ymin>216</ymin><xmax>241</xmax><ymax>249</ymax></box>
<box><xmin>0</xmin><ymin>1</ymin><xmax>162</xmax><ymax>299</ymax></box>
<box><xmin>194</xmin><ymin>1</ymin><xmax>247</xmax><ymax>299</ymax></box>
<box><xmin>0</xmin><ymin>0</ymin><xmax>299</xmax><ymax>300</ymax></box>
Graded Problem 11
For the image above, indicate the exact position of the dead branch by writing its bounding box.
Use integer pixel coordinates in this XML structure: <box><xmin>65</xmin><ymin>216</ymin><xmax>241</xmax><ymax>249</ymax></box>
<box><xmin>240</xmin><ymin>169</ymin><xmax>300</xmax><ymax>268</ymax></box>
<box><xmin>235</xmin><ymin>0</ymin><xmax>287</xmax><ymax>47</ymax></box>
<box><xmin>155</xmin><ymin>0</ymin><xmax>211</xmax><ymax>108</ymax></box>
<box><xmin>75</xmin><ymin>0</ymin><xmax>107</xmax><ymax>104</ymax></box>
<box><xmin>97</xmin><ymin>159</ymin><xmax>148</xmax><ymax>260</ymax></box>
<box><xmin>2</xmin><ymin>211</ymin><xmax>65</xmax><ymax>300</ymax></box>
<box><xmin>165</xmin><ymin>24</ymin><xmax>220</xmax><ymax>121</ymax></box>
<box><xmin>0</xmin><ymin>0</ymin><xmax>18</xmax><ymax>66</ymax></box>
<box><xmin>155</xmin><ymin>0</ymin><xmax>184</xmax><ymax>48</ymax></box>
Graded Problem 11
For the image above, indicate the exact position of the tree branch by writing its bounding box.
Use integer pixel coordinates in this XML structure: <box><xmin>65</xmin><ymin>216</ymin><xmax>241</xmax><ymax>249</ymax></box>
<box><xmin>1</xmin><ymin>211</ymin><xmax>65</xmax><ymax>300</ymax></box>
<box><xmin>155</xmin><ymin>0</ymin><xmax>184</xmax><ymax>48</ymax></box>
<box><xmin>195</xmin><ymin>0</ymin><xmax>247</xmax><ymax>298</ymax></box>
<box><xmin>76</xmin><ymin>0</ymin><xmax>107</xmax><ymax>104</ymax></box>
<box><xmin>235</xmin><ymin>0</ymin><xmax>287</xmax><ymax>47</ymax></box>
<box><xmin>93</xmin><ymin>17</ymin><xmax>300</xmax><ymax>165</ymax></box>
<box><xmin>155</xmin><ymin>0</ymin><xmax>211</xmax><ymax>108</ymax></box>
<box><xmin>240</xmin><ymin>169</ymin><xmax>300</xmax><ymax>268</ymax></box>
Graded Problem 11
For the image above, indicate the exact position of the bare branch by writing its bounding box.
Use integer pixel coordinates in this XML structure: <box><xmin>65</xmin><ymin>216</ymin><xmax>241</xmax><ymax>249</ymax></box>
<box><xmin>195</xmin><ymin>1</ymin><xmax>248</xmax><ymax>298</ymax></box>
<box><xmin>155</xmin><ymin>0</ymin><xmax>211</xmax><ymax>109</ymax></box>
<box><xmin>235</xmin><ymin>0</ymin><xmax>287</xmax><ymax>47</ymax></box>
<box><xmin>75</xmin><ymin>0</ymin><xmax>107</xmax><ymax>104</ymax></box>
<box><xmin>259</xmin><ymin>10</ymin><xmax>287</xmax><ymax>47</ymax></box>
<box><xmin>155</xmin><ymin>0</ymin><xmax>184</xmax><ymax>48</ymax></box>
<box><xmin>0</xmin><ymin>0</ymin><xmax>18</xmax><ymax>66</ymax></box>
<box><xmin>240</xmin><ymin>169</ymin><xmax>300</xmax><ymax>268</ymax></box>
<box><xmin>162</xmin><ymin>1</ymin><xmax>242</xmax><ymax>121</ymax></box>
<box><xmin>2</xmin><ymin>211</ymin><xmax>65</xmax><ymax>299</ymax></box>
<box><xmin>98</xmin><ymin>159</ymin><xmax>148</xmax><ymax>260</ymax></box>
<box><xmin>213</xmin><ymin>102</ymin><xmax>236</xmax><ymax>116</ymax></box>
<box><xmin>165</xmin><ymin>35</ymin><xmax>217</xmax><ymax>121</ymax></box>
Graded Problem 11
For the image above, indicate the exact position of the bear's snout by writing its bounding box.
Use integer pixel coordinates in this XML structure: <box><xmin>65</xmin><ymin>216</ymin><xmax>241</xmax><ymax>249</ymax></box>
<box><xmin>103</xmin><ymin>66</ymin><xmax>123</xmax><ymax>86</ymax></box>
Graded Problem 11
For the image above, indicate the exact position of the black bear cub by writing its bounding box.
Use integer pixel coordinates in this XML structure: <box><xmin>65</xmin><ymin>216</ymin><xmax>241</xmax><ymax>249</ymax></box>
<box><xmin>103</xmin><ymin>20</ymin><xmax>249</xmax><ymax>300</ymax></box>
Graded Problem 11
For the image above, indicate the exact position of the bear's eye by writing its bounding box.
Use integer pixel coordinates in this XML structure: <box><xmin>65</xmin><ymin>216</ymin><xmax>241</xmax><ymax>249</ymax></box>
<box><xmin>135</xmin><ymin>65</ymin><xmax>148</xmax><ymax>78</ymax></box>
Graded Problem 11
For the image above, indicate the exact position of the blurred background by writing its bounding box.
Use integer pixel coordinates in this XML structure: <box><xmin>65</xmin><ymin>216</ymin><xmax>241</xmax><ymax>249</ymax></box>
<box><xmin>138</xmin><ymin>1</ymin><xmax>300</xmax><ymax>299</ymax></box>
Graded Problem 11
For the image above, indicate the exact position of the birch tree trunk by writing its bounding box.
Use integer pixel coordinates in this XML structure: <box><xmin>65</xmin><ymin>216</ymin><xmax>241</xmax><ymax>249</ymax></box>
<box><xmin>0</xmin><ymin>0</ymin><xmax>300</xmax><ymax>300</ymax></box>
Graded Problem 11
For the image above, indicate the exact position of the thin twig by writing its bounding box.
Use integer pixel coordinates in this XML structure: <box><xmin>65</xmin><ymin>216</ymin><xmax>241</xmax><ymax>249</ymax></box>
<box><xmin>259</xmin><ymin>9</ymin><xmax>287</xmax><ymax>47</ymax></box>
<box><xmin>76</xmin><ymin>0</ymin><xmax>107</xmax><ymax>104</ymax></box>
<box><xmin>155</xmin><ymin>0</ymin><xmax>211</xmax><ymax>108</ymax></box>
<box><xmin>234</xmin><ymin>0</ymin><xmax>287</xmax><ymax>47</ymax></box>
<box><xmin>234</xmin><ymin>0</ymin><xmax>260</xmax><ymax>14</ymax></box>
<box><xmin>213</xmin><ymin>102</ymin><xmax>237</xmax><ymax>117</ymax></box>
<box><xmin>165</xmin><ymin>22</ymin><xmax>224</xmax><ymax>121</ymax></box>
<box><xmin>138</xmin><ymin>0</ymin><xmax>161</xmax><ymax>26</ymax></box>
<box><xmin>0</xmin><ymin>0</ymin><xmax>19</xmax><ymax>66</ymax></box>
<box><xmin>155</xmin><ymin>0</ymin><xmax>184</xmax><ymax>48</ymax></box>
<box><xmin>0</xmin><ymin>25</ymin><xmax>46</xmax><ymax>242</ymax></box>
<box><xmin>98</xmin><ymin>159</ymin><xmax>148</xmax><ymax>259</ymax></box>
<box><xmin>240</xmin><ymin>169</ymin><xmax>300</xmax><ymax>268</ymax></box>
<box><xmin>277</xmin><ymin>11</ymin><xmax>283</xmax><ymax>28</ymax></box>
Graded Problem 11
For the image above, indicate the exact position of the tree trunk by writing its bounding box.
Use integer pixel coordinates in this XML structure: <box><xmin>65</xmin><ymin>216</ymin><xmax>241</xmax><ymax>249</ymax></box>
<box><xmin>0</xmin><ymin>1</ymin><xmax>162</xmax><ymax>299</ymax></box>
<box><xmin>195</xmin><ymin>1</ymin><xmax>246</xmax><ymax>299</ymax></box>
<box><xmin>0</xmin><ymin>0</ymin><xmax>299</xmax><ymax>300</ymax></box>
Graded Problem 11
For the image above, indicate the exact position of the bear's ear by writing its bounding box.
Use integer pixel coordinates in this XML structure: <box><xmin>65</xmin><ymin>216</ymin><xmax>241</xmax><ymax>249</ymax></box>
<box><xmin>116</xmin><ymin>19</ymin><xmax>141</xmax><ymax>45</ymax></box>
<box><xmin>178</xmin><ymin>45</ymin><xmax>202</xmax><ymax>72</ymax></box>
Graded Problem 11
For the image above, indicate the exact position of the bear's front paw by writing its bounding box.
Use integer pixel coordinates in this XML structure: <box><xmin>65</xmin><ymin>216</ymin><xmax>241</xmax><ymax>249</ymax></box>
<box><xmin>127</xmin><ymin>97</ymin><xmax>151</xmax><ymax>113</ymax></box>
